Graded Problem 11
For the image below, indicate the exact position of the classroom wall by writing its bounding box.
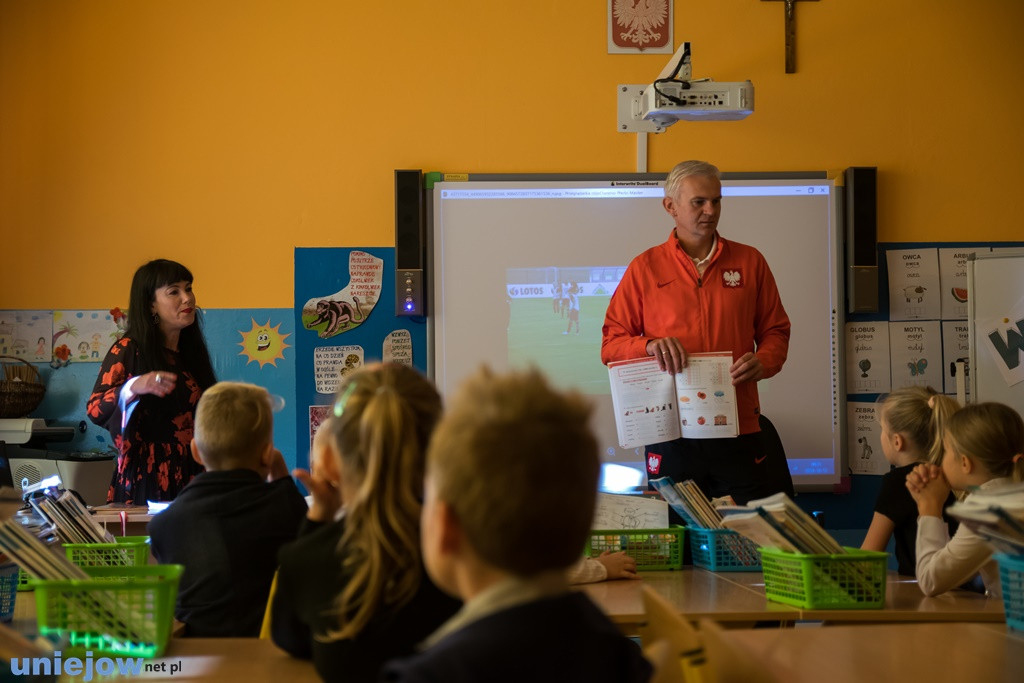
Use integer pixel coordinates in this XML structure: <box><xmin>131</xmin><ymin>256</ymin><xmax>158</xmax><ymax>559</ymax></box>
<box><xmin>2</xmin><ymin>0</ymin><xmax>1023</xmax><ymax>309</ymax></box>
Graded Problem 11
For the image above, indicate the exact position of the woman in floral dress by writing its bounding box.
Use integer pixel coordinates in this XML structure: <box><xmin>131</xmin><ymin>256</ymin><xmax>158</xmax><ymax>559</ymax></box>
<box><xmin>88</xmin><ymin>259</ymin><xmax>217</xmax><ymax>503</ymax></box>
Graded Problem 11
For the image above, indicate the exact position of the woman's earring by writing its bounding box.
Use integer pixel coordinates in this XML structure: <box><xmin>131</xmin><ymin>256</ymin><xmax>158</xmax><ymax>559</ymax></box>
<box><xmin>151</xmin><ymin>312</ymin><xmax>159</xmax><ymax>324</ymax></box>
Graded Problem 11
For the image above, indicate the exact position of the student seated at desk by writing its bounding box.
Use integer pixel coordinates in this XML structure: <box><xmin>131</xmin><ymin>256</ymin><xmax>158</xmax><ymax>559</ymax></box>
<box><xmin>271</xmin><ymin>364</ymin><xmax>459</xmax><ymax>683</ymax></box>
<box><xmin>860</xmin><ymin>387</ymin><xmax>959</xmax><ymax>575</ymax></box>
<box><xmin>907</xmin><ymin>402</ymin><xmax>1024</xmax><ymax>597</ymax></box>
<box><xmin>382</xmin><ymin>367</ymin><xmax>652</xmax><ymax>683</ymax></box>
<box><xmin>148</xmin><ymin>381</ymin><xmax>307</xmax><ymax>637</ymax></box>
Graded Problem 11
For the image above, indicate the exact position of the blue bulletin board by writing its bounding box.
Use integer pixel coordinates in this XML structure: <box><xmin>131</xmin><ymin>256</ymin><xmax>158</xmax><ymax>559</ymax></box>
<box><xmin>293</xmin><ymin>247</ymin><xmax>427</xmax><ymax>470</ymax></box>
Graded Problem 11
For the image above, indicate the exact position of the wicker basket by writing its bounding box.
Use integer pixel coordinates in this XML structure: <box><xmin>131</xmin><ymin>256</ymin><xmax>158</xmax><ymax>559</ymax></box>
<box><xmin>0</xmin><ymin>355</ymin><xmax>46</xmax><ymax>418</ymax></box>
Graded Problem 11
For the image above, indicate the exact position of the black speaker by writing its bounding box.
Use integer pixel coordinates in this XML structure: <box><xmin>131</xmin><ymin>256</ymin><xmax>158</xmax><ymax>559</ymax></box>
<box><xmin>845</xmin><ymin>166</ymin><xmax>878</xmax><ymax>313</ymax></box>
<box><xmin>394</xmin><ymin>169</ymin><xmax>425</xmax><ymax>316</ymax></box>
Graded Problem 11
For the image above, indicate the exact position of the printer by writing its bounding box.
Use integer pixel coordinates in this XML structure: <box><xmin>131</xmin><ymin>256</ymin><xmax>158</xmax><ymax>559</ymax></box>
<box><xmin>0</xmin><ymin>418</ymin><xmax>115</xmax><ymax>506</ymax></box>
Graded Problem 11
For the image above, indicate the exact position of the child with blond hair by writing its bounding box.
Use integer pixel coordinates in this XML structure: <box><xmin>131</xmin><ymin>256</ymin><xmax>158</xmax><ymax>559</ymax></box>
<box><xmin>860</xmin><ymin>387</ymin><xmax>959</xmax><ymax>575</ymax></box>
<box><xmin>271</xmin><ymin>364</ymin><xmax>459</xmax><ymax>682</ymax></box>
<box><xmin>906</xmin><ymin>402</ymin><xmax>1024</xmax><ymax>597</ymax></box>
<box><xmin>148</xmin><ymin>381</ymin><xmax>307</xmax><ymax>637</ymax></box>
<box><xmin>382</xmin><ymin>367</ymin><xmax>651</xmax><ymax>682</ymax></box>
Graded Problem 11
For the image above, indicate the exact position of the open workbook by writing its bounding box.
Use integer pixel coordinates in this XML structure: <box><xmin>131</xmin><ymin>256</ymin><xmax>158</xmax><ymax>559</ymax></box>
<box><xmin>608</xmin><ymin>352</ymin><xmax>738</xmax><ymax>449</ymax></box>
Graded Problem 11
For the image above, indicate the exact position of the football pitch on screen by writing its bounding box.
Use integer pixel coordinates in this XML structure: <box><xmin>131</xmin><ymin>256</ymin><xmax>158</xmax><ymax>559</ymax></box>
<box><xmin>507</xmin><ymin>296</ymin><xmax>612</xmax><ymax>394</ymax></box>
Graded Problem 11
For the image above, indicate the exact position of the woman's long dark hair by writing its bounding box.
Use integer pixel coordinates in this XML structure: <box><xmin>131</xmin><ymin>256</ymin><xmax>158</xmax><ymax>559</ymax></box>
<box><xmin>124</xmin><ymin>259</ymin><xmax>216</xmax><ymax>389</ymax></box>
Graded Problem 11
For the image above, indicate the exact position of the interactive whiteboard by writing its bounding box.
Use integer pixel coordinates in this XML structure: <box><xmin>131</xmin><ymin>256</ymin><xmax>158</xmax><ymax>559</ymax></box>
<box><xmin>429</xmin><ymin>174</ymin><xmax>843</xmax><ymax>489</ymax></box>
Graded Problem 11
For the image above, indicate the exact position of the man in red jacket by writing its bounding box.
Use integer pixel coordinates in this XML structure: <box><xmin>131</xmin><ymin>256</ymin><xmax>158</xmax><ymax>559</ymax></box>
<box><xmin>601</xmin><ymin>160</ymin><xmax>794</xmax><ymax>504</ymax></box>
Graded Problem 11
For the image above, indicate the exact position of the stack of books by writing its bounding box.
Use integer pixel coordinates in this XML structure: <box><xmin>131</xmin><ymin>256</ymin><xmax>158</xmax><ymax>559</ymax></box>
<box><xmin>717</xmin><ymin>492</ymin><xmax>846</xmax><ymax>555</ymax></box>
<box><xmin>945</xmin><ymin>482</ymin><xmax>1024</xmax><ymax>554</ymax></box>
<box><xmin>649</xmin><ymin>477</ymin><xmax>724</xmax><ymax>528</ymax></box>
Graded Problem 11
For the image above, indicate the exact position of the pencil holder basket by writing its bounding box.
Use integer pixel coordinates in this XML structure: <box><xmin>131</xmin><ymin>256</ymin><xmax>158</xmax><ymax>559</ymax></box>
<box><xmin>585</xmin><ymin>527</ymin><xmax>686</xmax><ymax>571</ymax></box>
<box><xmin>0</xmin><ymin>563</ymin><xmax>20</xmax><ymax>622</ymax></box>
<box><xmin>688</xmin><ymin>527</ymin><xmax>762</xmax><ymax>572</ymax></box>
<box><xmin>759</xmin><ymin>547</ymin><xmax>887</xmax><ymax>609</ymax></box>
<box><xmin>63</xmin><ymin>536</ymin><xmax>151</xmax><ymax>568</ymax></box>
<box><xmin>31</xmin><ymin>564</ymin><xmax>183</xmax><ymax>659</ymax></box>
<box><xmin>0</xmin><ymin>355</ymin><xmax>46</xmax><ymax>418</ymax></box>
<box><xmin>995</xmin><ymin>553</ymin><xmax>1024</xmax><ymax>633</ymax></box>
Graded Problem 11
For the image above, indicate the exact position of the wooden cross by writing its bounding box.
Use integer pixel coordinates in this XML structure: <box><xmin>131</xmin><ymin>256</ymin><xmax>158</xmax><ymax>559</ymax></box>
<box><xmin>762</xmin><ymin>0</ymin><xmax>819</xmax><ymax>73</ymax></box>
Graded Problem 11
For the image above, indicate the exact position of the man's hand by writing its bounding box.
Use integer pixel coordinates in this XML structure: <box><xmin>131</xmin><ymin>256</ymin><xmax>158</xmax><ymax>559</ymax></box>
<box><xmin>646</xmin><ymin>337</ymin><xmax>687</xmax><ymax>374</ymax></box>
<box><xmin>730</xmin><ymin>352</ymin><xmax>764</xmax><ymax>385</ymax></box>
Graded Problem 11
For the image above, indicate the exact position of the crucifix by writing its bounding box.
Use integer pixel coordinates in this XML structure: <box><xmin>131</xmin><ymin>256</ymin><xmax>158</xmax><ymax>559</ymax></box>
<box><xmin>762</xmin><ymin>0</ymin><xmax>819</xmax><ymax>73</ymax></box>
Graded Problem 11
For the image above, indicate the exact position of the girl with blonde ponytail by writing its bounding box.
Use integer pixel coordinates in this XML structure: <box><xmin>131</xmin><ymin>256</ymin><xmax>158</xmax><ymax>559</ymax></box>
<box><xmin>271</xmin><ymin>364</ymin><xmax>460</xmax><ymax>682</ymax></box>
<box><xmin>861</xmin><ymin>387</ymin><xmax>960</xmax><ymax>575</ymax></box>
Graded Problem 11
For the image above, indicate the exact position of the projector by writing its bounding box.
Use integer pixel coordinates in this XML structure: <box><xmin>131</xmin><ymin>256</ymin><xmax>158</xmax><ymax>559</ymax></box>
<box><xmin>616</xmin><ymin>42</ymin><xmax>754</xmax><ymax>133</ymax></box>
<box><xmin>640</xmin><ymin>79</ymin><xmax>753</xmax><ymax>124</ymax></box>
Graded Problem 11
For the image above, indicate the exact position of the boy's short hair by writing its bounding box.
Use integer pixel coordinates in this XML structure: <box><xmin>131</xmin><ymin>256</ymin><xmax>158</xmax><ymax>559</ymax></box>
<box><xmin>194</xmin><ymin>382</ymin><xmax>273</xmax><ymax>469</ymax></box>
<box><xmin>427</xmin><ymin>366</ymin><xmax>599</xmax><ymax>576</ymax></box>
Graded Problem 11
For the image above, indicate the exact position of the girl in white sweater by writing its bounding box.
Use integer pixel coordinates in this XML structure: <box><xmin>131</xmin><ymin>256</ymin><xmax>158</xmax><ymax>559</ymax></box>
<box><xmin>906</xmin><ymin>402</ymin><xmax>1024</xmax><ymax>597</ymax></box>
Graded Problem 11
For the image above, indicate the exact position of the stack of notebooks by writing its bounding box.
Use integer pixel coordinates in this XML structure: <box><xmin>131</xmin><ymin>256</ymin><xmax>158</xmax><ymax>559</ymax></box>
<box><xmin>945</xmin><ymin>482</ymin><xmax>1024</xmax><ymax>554</ymax></box>
<box><xmin>27</xmin><ymin>489</ymin><xmax>116</xmax><ymax>546</ymax></box>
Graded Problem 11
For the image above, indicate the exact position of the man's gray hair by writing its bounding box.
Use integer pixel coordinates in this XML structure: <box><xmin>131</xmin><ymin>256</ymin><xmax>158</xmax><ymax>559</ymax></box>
<box><xmin>664</xmin><ymin>160</ymin><xmax>721</xmax><ymax>199</ymax></box>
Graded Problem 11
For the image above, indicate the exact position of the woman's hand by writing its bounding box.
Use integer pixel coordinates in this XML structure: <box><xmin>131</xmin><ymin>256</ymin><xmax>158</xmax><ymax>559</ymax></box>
<box><xmin>140</xmin><ymin>371</ymin><xmax>177</xmax><ymax>397</ymax></box>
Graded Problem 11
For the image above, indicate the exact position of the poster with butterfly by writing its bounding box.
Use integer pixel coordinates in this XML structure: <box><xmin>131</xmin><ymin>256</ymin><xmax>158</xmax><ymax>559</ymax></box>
<box><xmin>888</xmin><ymin>321</ymin><xmax>942</xmax><ymax>391</ymax></box>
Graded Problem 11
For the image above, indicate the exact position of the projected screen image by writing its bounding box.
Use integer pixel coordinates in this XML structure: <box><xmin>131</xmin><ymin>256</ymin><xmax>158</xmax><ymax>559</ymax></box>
<box><xmin>431</xmin><ymin>178</ymin><xmax>843</xmax><ymax>489</ymax></box>
<box><xmin>506</xmin><ymin>268</ymin><xmax>618</xmax><ymax>394</ymax></box>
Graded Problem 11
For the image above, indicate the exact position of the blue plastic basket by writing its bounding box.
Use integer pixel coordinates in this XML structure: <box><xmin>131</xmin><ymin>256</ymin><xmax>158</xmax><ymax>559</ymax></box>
<box><xmin>688</xmin><ymin>527</ymin><xmax>762</xmax><ymax>571</ymax></box>
<box><xmin>0</xmin><ymin>563</ymin><xmax>20</xmax><ymax>621</ymax></box>
<box><xmin>995</xmin><ymin>553</ymin><xmax>1024</xmax><ymax>633</ymax></box>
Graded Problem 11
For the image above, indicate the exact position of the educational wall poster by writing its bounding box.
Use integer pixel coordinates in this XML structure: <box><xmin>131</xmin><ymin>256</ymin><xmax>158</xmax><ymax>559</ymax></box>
<box><xmin>0</xmin><ymin>310</ymin><xmax>52</xmax><ymax>361</ymax></box>
<box><xmin>977</xmin><ymin>296</ymin><xmax>1024</xmax><ymax>388</ymax></box>
<box><xmin>938</xmin><ymin>247</ymin><xmax>975</xmax><ymax>320</ymax></box>
<box><xmin>300</xmin><ymin>250</ymin><xmax>383</xmax><ymax>340</ymax></box>
<box><xmin>607</xmin><ymin>0</ymin><xmax>672</xmax><ymax>54</ymax></box>
<box><xmin>382</xmin><ymin>329</ymin><xmax>412</xmax><ymax>366</ymax></box>
<box><xmin>941</xmin><ymin>321</ymin><xmax>971</xmax><ymax>396</ymax></box>
<box><xmin>52</xmin><ymin>310</ymin><xmax>122</xmax><ymax>364</ymax></box>
<box><xmin>886</xmin><ymin>248</ymin><xmax>940</xmax><ymax>321</ymax></box>
<box><xmin>889</xmin><ymin>321</ymin><xmax>943</xmax><ymax>391</ymax></box>
<box><xmin>592</xmin><ymin>492</ymin><xmax>669</xmax><ymax>530</ymax></box>
<box><xmin>845</xmin><ymin>322</ymin><xmax>891</xmax><ymax>394</ymax></box>
<box><xmin>295</xmin><ymin>247</ymin><xmax>427</xmax><ymax>471</ymax></box>
<box><xmin>313</xmin><ymin>345</ymin><xmax>364</xmax><ymax>395</ymax></box>
<box><xmin>847</xmin><ymin>402</ymin><xmax>888</xmax><ymax>475</ymax></box>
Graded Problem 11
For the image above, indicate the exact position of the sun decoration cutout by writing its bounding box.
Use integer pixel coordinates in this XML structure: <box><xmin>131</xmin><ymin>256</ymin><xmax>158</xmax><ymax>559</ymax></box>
<box><xmin>238</xmin><ymin>318</ymin><xmax>291</xmax><ymax>368</ymax></box>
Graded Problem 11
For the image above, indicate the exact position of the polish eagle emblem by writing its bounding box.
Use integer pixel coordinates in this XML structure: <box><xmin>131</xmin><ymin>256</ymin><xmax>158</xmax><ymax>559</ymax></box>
<box><xmin>723</xmin><ymin>270</ymin><xmax>742</xmax><ymax>287</ymax></box>
<box><xmin>612</xmin><ymin>0</ymin><xmax>669</xmax><ymax>47</ymax></box>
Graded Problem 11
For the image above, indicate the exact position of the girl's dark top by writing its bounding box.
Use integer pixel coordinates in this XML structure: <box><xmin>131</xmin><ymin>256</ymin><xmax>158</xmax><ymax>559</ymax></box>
<box><xmin>272</xmin><ymin>518</ymin><xmax>461</xmax><ymax>683</ymax></box>
<box><xmin>875</xmin><ymin>462</ymin><xmax>958</xmax><ymax>576</ymax></box>
<box><xmin>87</xmin><ymin>336</ymin><xmax>205</xmax><ymax>503</ymax></box>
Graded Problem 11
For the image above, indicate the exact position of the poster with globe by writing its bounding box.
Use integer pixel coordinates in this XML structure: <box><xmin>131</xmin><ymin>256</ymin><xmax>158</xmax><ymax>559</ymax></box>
<box><xmin>845</xmin><ymin>322</ymin><xmax>891</xmax><ymax>395</ymax></box>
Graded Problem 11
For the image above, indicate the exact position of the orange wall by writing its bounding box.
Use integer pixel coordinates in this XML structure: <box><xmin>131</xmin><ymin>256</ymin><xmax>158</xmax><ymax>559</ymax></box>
<box><xmin>2</xmin><ymin>1</ymin><xmax>1023</xmax><ymax>309</ymax></box>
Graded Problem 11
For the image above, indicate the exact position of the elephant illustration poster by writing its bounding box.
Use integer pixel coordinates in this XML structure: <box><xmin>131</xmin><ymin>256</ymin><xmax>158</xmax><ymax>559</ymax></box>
<box><xmin>886</xmin><ymin>248</ymin><xmax>940</xmax><ymax>321</ymax></box>
<box><xmin>300</xmin><ymin>250</ymin><xmax>382</xmax><ymax>338</ymax></box>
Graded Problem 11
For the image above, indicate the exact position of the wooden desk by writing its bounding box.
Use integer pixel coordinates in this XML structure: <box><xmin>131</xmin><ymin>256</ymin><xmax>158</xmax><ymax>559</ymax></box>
<box><xmin>706</xmin><ymin>622</ymin><xmax>1023</xmax><ymax>683</ymax></box>
<box><xmin>579</xmin><ymin>569</ymin><xmax>799</xmax><ymax>632</ymax></box>
<box><xmin>712</xmin><ymin>570</ymin><xmax>1006</xmax><ymax>623</ymax></box>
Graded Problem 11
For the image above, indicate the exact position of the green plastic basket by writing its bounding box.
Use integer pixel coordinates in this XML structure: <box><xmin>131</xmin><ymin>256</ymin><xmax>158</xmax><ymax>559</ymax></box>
<box><xmin>689</xmin><ymin>527</ymin><xmax>762</xmax><ymax>572</ymax></box>
<box><xmin>585</xmin><ymin>527</ymin><xmax>685</xmax><ymax>570</ymax></box>
<box><xmin>31</xmin><ymin>564</ymin><xmax>183</xmax><ymax>659</ymax></box>
<box><xmin>759</xmin><ymin>547</ymin><xmax>887</xmax><ymax>609</ymax></box>
<box><xmin>63</xmin><ymin>536</ymin><xmax>151</xmax><ymax>568</ymax></box>
<box><xmin>17</xmin><ymin>567</ymin><xmax>33</xmax><ymax>592</ymax></box>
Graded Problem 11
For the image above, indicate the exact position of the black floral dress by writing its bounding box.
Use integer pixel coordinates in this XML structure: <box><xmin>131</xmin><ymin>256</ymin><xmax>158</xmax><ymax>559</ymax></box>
<box><xmin>87</xmin><ymin>336</ymin><xmax>205</xmax><ymax>504</ymax></box>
